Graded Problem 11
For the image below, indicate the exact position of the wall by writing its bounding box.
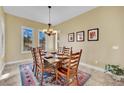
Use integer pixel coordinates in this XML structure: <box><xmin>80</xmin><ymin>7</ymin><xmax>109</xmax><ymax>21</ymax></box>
<box><xmin>54</xmin><ymin>6</ymin><xmax>124</xmax><ymax>69</ymax></box>
<box><xmin>5</xmin><ymin>14</ymin><xmax>48</xmax><ymax>62</ymax></box>
<box><xmin>46</xmin><ymin>35</ymin><xmax>55</xmax><ymax>51</ymax></box>
<box><xmin>0</xmin><ymin>7</ymin><xmax>5</xmax><ymax>75</ymax></box>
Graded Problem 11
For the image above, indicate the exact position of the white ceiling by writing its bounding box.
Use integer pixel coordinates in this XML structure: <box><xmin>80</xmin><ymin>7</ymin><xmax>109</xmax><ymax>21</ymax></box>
<box><xmin>3</xmin><ymin>6</ymin><xmax>97</xmax><ymax>26</ymax></box>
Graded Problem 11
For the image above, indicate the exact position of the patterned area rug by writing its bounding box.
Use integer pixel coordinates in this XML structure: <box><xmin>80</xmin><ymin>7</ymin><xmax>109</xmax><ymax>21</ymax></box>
<box><xmin>19</xmin><ymin>63</ymin><xmax>91</xmax><ymax>86</ymax></box>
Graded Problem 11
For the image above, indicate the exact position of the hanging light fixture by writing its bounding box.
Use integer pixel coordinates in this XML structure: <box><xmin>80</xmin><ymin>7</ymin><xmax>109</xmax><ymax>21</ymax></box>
<box><xmin>43</xmin><ymin>6</ymin><xmax>56</xmax><ymax>36</ymax></box>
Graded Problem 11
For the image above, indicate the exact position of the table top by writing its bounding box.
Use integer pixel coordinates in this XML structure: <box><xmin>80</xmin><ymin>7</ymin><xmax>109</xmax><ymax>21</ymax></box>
<box><xmin>43</xmin><ymin>53</ymin><xmax>69</xmax><ymax>64</ymax></box>
<box><xmin>44</xmin><ymin>58</ymin><xmax>61</xmax><ymax>64</ymax></box>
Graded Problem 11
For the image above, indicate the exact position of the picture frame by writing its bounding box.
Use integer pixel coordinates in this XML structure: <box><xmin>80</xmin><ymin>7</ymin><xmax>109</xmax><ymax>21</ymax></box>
<box><xmin>76</xmin><ymin>31</ymin><xmax>85</xmax><ymax>42</ymax></box>
<box><xmin>68</xmin><ymin>32</ymin><xmax>74</xmax><ymax>42</ymax></box>
<box><xmin>88</xmin><ymin>28</ymin><xmax>99</xmax><ymax>41</ymax></box>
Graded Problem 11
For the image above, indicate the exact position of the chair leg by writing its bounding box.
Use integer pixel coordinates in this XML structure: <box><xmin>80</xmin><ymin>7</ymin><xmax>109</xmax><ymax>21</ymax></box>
<box><xmin>41</xmin><ymin>73</ymin><xmax>43</xmax><ymax>85</ymax></box>
<box><xmin>32</xmin><ymin>65</ymin><xmax>34</xmax><ymax>72</ymax></box>
<box><xmin>36</xmin><ymin>69</ymin><xmax>39</xmax><ymax>79</ymax></box>
<box><xmin>76</xmin><ymin>74</ymin><xmax>79</xmax><ymax>85</ymax></box>
<box><xmin>32</xmin><ymin>65</ymin><xmax>37</xmax><ymax>78</ymax></box>
<box><xmin>66</xmin><ymin>79</ymin><xmax>69</xmax><ymax>86</ymax></box>
<box><xmin>34</xmin><ymin>65</ymin><xmax>37</xmax><ymax>76</ymax></box>
<box><xmin>36</xmin><ymin>72</ymin><xmax>38</xmax><ymax>79</ymax></box>
<box><xmin>56</xmin><ymin>72</ymin><xmax>58</xmax><ymax>84</ymax></box>
<box><xmin>66</xmin><ymin>75</ymin><xmax>70</xmax><ymax>85</ymax></box>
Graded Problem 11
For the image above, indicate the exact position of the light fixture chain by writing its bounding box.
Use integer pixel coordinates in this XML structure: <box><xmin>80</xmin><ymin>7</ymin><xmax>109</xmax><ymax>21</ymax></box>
<box><xmin>49</xmin><ymin>6</ymin><xmax>51</xmax><ymax>24</ymax></box>
<box><xmin>43</xmin><ymin>6</ymin><xmax>55</xmax><ymax>36</ymax></box>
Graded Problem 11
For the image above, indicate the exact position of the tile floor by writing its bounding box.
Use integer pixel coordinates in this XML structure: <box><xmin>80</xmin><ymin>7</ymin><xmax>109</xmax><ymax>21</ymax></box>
<box><xmin>0</xmin><ymin>61</ymin><xmax>124</xmax><ymax>86</ymax></box>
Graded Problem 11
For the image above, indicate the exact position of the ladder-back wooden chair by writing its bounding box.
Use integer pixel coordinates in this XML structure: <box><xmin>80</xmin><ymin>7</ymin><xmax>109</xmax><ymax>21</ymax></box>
<box><xmin>56</xmin><ymin>49</ymin><xmax>82</xmax><ymax>85</ymax></box>
<box><xmin>57</xmin><ymin>47</ymin><xmax>64</xmax><ymax>54</ymax></box>
<box><xmin>63</xmin><ymin>47</ymin><xmax>72</xmax><ymax>56</ymax></box>
<box><xmin>61</xmin><ymin>47</ymin><xmax>72</xmax><ymax>65</ymax></box>
<box><xmin>31</xmin><ymin>47</ymin><xmax>45</xmax><ymax>74</ymax></box>
<box><xmin>31</xmin><ymin>48</ymin><xmax>36</xmax><ymax>73</ymax></box>
<box><xmin>31</xmin><ymin>47</ymin><xmax>54</xmax><ymax>85</ymax></box>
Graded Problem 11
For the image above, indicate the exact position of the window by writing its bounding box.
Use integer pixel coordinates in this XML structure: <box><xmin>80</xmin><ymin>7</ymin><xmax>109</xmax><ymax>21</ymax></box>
<box><xmin>21</xmin><ymin>26</ymin><xmax>34</xmax><ymax>53</ymax></box>
<box><xmin>38</xmin><ymin>31</ymin><xmax>45</xmax><ymax>50</ymax></box>
<box><xmin>0</xmin><ymin>19</ymin><xmax>5</xmax><ymax>57</ymax></box>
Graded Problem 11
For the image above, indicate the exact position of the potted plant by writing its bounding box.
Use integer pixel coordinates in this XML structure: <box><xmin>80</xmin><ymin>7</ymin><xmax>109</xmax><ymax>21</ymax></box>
<box><xmin>105</xmin><ymin>64</ymin><xmax>124</xmax><ymax>81</ymax></box>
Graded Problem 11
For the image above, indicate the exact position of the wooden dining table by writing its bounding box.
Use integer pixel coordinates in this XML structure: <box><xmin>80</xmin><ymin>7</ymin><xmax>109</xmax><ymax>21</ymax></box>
<box><xmin>43</xmin><ymin>52</ymin><xmax>69</xmax><ymax>64</ymax></box>
<box><xmin>42</xmin><ymin>52</ymin><xmax>69</xmax><ymax>82</ymax></box>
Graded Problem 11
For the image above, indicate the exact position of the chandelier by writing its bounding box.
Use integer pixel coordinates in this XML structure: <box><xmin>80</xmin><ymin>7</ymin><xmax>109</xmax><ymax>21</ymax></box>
<box><xmin>43</xmin><ymin>6</ymin><xmax>56</xmax><ymax>36</ymax></box>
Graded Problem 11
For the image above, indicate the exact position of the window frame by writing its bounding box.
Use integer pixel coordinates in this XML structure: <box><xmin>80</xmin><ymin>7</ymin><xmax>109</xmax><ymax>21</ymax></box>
<box><xmin>21</xmin><ymin>26</ymin><xmax>34</xmax><ymax>54</ymax></box>
<box><xmin>0</xmin><ymin>19</ymin><xmax>5</xmax><ymax>57</ymax></box>
<box><xmin>38</xmin><ymin>30</ymin><xmax>46</xmax><ymax>50</ymax></box>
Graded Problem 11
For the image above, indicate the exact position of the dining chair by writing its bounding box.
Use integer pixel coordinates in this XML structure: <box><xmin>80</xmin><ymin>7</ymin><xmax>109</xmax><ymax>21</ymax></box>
<box><xmin>31</xmin><ymin>48</ymin><xmax>36</xmax><ymax>73</ymax></box>
<box><xmin>57</xmin><ymin>47</ymin><xmax>64</xmax><ymax>54</ymax></box>
<box><xmin>39</xmin><ymin>47</ymin><xmax>46</xmax><ymax>56</ymax></box>
<box><xmin>31</xmin><ymin>47</ymin><xmax>54</xmax><ymax>85</ymax></box>
<box><xmin>63</xmin><ymin>46</ymin><xmax>72</xmax><ymax>56</ymax></box>
<box><xmin>60</xmin><ymin>47</ymin><xmax>72</xmax><ymax>65</ymax></box>
<box><xmin>56</xmin><ymin>49</ymin><xmax>82</xmax><ymax>85</ymax></box>
<box><xmin>31</xmin><ymin>47</ymin><xmax>45</xmax><ymax>73</ymax></box>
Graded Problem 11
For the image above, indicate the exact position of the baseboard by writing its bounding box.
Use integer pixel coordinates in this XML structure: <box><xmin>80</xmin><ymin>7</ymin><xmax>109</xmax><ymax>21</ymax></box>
<box><xmin>5</xmin><ymin>58</ymin><xmax>33</xmax><ymax>65</ymax></box>
<box><xmin>80</xmin><ymin>63</ymin><xmax>105</xmax><ymax>72</ymax></box>
<box><xmin>0</xmin><ymin>63</ymin><xmax>5</xmax><ymax>76</ymax></box>
<box><xmin>6</xmin><ymin>60</ymin><xmax>105</xmax><ymax>72</ymax></box>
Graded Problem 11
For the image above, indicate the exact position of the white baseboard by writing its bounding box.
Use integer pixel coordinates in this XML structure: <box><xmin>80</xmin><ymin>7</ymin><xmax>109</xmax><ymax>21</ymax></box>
<box><xmin>80</xmin><ymin>63</ymin><xmax>105</xmax><ymax>72</ymax></box>
<box><xmin>0</xmin><ymin>63</ymin><xmax>5</xmax><ymax>76</ymax></box>
<box><xmin>5</xmin><ymin>58</ymin><xmax>33</xmax><ymax>65</ymax></box>
<box><xmin>6</xmin><ymin>60</ymin><xmax>105</xmax><ymax>72</ymax></box>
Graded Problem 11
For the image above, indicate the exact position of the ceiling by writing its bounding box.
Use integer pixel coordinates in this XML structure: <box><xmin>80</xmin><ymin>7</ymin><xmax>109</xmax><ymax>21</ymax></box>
<box><xmin>3</xmin><ymin>6</ymin><xmax>97</xmax><ymax>26</ymax></box>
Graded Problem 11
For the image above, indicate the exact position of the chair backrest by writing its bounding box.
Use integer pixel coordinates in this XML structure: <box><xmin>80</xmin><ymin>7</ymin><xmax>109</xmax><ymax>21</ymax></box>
<box><xmin>63</xmin><ymin>47</ymin><xmax>72</xmax><ymax>56</ymax></box>
<box><xmin>58</xmin><ymin>47</ymin><xmax>63</xmax><ymax>53</ymax></box>
<box><xmin>31</xmin><ymin>48</ymin><xmax>36</xmax><ymax>63</ymax></box>
<box><xmin>31</xmin><ymin>47</ymin><xmax>44</xmax><ymax>69</ymax></box>
<box><xmin>68</xmin><ymin>49</ymin><xmax>82</xmax><ymax>73</ymax></box>
<box><xmin>39</xmin><ymin>47</ymin><xmax>45</xmax><ymax>56</ymax></box>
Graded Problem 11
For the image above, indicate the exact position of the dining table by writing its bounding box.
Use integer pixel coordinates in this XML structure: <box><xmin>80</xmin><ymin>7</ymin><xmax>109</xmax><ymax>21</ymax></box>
<box><xmin>42</xmin><ymin>51</ymin><xmax>69</xmax><ymax>82</ymax></box>
<box><xmin>43</xmin><ymin>51</ymin><xmax>69</xmax><ymax>64</ymax></box>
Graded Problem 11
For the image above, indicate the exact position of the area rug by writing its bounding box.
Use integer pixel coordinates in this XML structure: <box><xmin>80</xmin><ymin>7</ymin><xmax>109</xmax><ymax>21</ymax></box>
<box><xmin>19</xmin><ymin>63</ymin><xmax>91</xmax><ymax>86</ymax></box>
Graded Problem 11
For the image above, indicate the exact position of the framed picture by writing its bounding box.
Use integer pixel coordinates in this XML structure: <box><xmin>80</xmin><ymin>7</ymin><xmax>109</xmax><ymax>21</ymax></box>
<box><xmin>68</xmin><ymin>33</ymin><xmax>74</xmax><ymax>42</ymax></box>
<box><xmin>21</xmin><ymin>26</ymin><xmax>34</xmax><ymax>53</ymax></box>
<box><xmin>76</xmin><ymin>31</ymin><xmax>85</xmax><ymax>42</ymax></box>
<box><xmin>88</xmin><ymin>28</ymin><xmax>99</xmax><ymax>41</ymax></box>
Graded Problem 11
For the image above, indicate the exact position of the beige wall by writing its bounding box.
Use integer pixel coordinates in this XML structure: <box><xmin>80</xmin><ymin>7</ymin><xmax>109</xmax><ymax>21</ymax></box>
<box><xmin>46</xmin><ymin>35</ymin><xmax>55</xmax><ymax>51</ymax></box>
<box><xmin>5</xmin><ymin>14</ymin><xmax>47</xmax><ymax>62</ymax></box>
<box><xmin>54</xmin><ymin>6</ymin><xmax>124</xmax><ymax>69</ymax></box>
<box><xmin>0</xmin><ymin>6</ymin><xmax>5</xmax><ymax>74</ymax></box>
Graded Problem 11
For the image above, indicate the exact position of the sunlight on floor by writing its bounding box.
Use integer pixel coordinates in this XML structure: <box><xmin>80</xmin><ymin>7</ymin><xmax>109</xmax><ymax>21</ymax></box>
<box><xmin>0</xmin><ymin>73</ymin><xmax>10</xmax><ymax>80</ymax></box>
<box><xmin>0</xmin><ymin>71</ymin><xmax>17</xmax><ymax>81</ymax></box>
